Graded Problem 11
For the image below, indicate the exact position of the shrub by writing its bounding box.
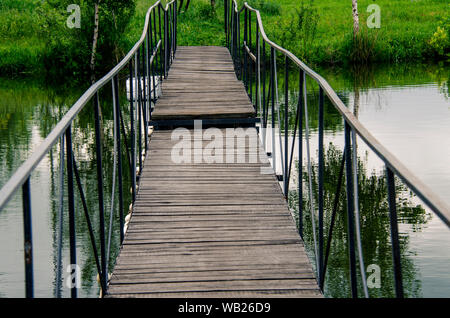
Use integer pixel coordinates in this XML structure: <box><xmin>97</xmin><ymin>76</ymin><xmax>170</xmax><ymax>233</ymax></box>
<box><xmin>343</xmin><ymin>27</ymin><xmax>380</xmax><ymax>64</ymax></box>
<box><xmin>429</xmin><ymin>24</ymin><xmax>450</xmax><ymax>57</ymax></box>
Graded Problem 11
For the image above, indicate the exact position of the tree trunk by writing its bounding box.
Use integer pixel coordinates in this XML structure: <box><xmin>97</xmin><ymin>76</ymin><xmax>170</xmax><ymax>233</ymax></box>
<box><xmin>185</xmin><ymin>0</ymin><xmax>191</xmax><ymax>12</ymax></box>
<box><xmin>90</xmin><ymin>1</ymin><xmax>100</xmax><ymax>84</ymax></box>
<box><xmin>352</xmin><ymin>0</ymin><xmax>359</xmax><ymax>37</ymax></box>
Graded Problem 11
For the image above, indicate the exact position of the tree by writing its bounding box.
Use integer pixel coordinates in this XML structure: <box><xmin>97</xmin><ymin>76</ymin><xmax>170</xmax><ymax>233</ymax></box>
<box><xmin>352</xmin><ymin>0</ymin><xmax>359</xmax><ymax>36</ymax></box>
<box><xmin>39</xmin><ymin>0</ymin><xmax>135</xmax><ymax>82</ymax></box>
<box><xmin>90</xmin><ymin>0</ymin><xmax>135</xmax><ymax>82</ymax></box>
<box><xmin>90</xmin><ymin>0</ymin><xmax>101</xmax><ymax>83</ymax></box>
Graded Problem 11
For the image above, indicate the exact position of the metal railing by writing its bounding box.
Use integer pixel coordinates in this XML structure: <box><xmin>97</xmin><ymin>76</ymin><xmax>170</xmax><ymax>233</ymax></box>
<box><xmin>225</xmin><ymin>0</ymin><xmax>450</xmax><ymax>298</ymax></box>
<box><xmin>0</xmin><ymin>0</ymin><xmax>178</xmax><ymax>298</ymax></box>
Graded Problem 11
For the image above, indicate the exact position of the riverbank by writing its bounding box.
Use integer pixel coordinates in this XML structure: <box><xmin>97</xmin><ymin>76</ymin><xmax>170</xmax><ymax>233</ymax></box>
<box><xmin>126</xmin><ymin>0</ymin><xmax>449</xmax><ymax>66</ymax></box>
<box><xmin>1</xmin><ymin>0</ymin><xmax>448</xmax><ymax>78</ymax></box>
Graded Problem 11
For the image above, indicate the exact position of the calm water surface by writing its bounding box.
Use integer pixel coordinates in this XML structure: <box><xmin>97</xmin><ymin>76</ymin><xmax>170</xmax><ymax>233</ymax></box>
<box><xmin>0</xmin><ymin>62</ymin><xmax>449</xmax><ymax>297</ymax></box>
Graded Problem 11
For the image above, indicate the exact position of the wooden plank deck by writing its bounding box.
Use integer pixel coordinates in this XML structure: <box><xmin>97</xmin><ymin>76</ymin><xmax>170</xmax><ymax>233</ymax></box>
<box><xmin>106</xmin><ymin>46</ymin><xmax>321</xmax><ymax>298</ymax></box>
<box><xmin>152</xmin><ymin>46</ymin><xmax>255</xmax><ymax>120</ymax></box>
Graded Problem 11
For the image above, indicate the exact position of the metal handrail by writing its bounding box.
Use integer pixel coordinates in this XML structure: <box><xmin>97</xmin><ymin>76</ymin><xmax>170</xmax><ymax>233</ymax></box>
<box><xmin>225</xmin><ymin>0</ymin><xmax>450</xmax><ymax>298</ymax></box>
<box><xmin>0</xmin><ymin>0</ymin><xmax>174</xmax><ymax>211</ymax></box>
<box><xmin>0</xmin><ymin>0</ymin><xmax>178</xmax><ymax>298</ymax></box>
<box><xmin>240</xmin><ymin>1</ymin><xmax>450</xmax><ymax>225</ymax></box>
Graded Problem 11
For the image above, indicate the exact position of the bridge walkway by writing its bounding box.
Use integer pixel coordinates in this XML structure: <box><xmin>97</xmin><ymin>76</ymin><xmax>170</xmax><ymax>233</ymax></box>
<box><xmin>106</xmin><ymin>46</ymin><xmax>321</xmax><ymax>298</ymax></box>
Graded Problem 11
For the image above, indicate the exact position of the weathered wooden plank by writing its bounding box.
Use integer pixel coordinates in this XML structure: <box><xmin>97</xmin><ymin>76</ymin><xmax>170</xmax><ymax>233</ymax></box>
<box><xmin>106</xmin><ymin>289</ymin><xmax>322</xmax><ymax>298</ymax></box>
<box><xmin>152</xmin><ymin>46</ymin><xmax>254</xmax><ymax>120</ymax></box>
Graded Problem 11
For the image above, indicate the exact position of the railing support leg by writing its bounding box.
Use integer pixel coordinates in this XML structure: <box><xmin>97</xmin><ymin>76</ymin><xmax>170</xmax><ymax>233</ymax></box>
<box><xmin>129</xmin><ymin>61</ymin><xmax>136</xmax><ymax>203</ymax></box>
<box><xmin>318</xmin><ymin>87</ymin><xmax>324</xmax><ymax>288</ymax></box>
<box><xmin>386</xmin><ymin>167</ymin><xmax>404</xmax><ymax>298</ymax></box>
<box><xmin>283</xmin><ymin>57</ymin><xmax>289</xmax><ymax>196</ymax></box>
<box><xmin>345</xmin><ymin>122</ymin><xmax>358</xmax><ymax>298</ymax></box>
<box><xmin>298</xmin><ymin>70</ymin><xmax>304</xmax><ymax>238</ymax></box>
<box><xmin>65</xmin><ymin>126</ymin><xmax>77</xmax><ymax>298</ymax></box>
<box><xmin>22</xmin><ymin>177</ymin><xmax>33</xmax><ymax>298</ymax></box>
<box><xmin>113</xmin><ymin>76</ymin><xmax>124</xmax><ymax>244</ymax></box>
<box><xmin>93</xmin><ymin>93</ymin><xmax>107</xmax><ymax>294</ymax></box>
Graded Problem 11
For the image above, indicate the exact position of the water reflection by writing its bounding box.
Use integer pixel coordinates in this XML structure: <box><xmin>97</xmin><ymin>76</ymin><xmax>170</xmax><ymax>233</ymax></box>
<box><xmin>265</xmin><ymin>61</ymin><xmax>450</xmax><ymax>297</ymax></box>
<box><xmin>0</xmin><ymin>78</ymin><xmax>132</xmax><ymax>297</ymax></box>
<box><xmin>0</xmin><ymin>61</ymin><xmax>449</xmax><ymax>297</ymax></box>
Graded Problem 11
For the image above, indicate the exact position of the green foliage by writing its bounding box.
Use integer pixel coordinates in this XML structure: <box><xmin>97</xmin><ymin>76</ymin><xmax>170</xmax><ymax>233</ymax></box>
<box><xmin>0</xmin><ymin>0</ymin><xmax>135</xmax><ymax>81</ymax></box>
<box><xmin>2</xmin><ymin>0</ymin><xmax>450</xmax><ymax>78</ymax></box>
<box><xmin>197</xmin><ymin>0</ymin><xmax>217</xmax><ymax>20</ymax></box>
<box><xmin>176</xmin><ymin>0</ymin><xmax>225</xmax><ymax>46</ymax></box>
<box><xmin>247</xmin><ymin>0</ymin><xmax>281</xmax><ymax>15</ymax></box>
<box><xmin>428</xmin><ymin>15</ymin><xmax>450</xmax><ymax>58</ymax></box>
<box><xmin>40</xmin><ymin>0</ymin><xmax>135</xmax><ymax>80</ymax></box>
<box><xmin>273</xmin><ymin>0</ymin><xmax>318</xmax><ymax>63</ymax></box>
<box><xmin>343</xmin><ymin>27</ymin><xmax>380</xmax><ymax>64</ymax></box>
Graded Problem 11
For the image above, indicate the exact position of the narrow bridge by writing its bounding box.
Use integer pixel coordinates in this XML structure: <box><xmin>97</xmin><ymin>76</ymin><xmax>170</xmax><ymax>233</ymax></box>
<box><xmin>106</xmin><ymin>46</ymin><xmax>320</xmax><ymax>297</ymax></box>
<box><xmin>0</xmin><ymin>0</ymin><xmax>449</xmax><ymax>298</ymax></box>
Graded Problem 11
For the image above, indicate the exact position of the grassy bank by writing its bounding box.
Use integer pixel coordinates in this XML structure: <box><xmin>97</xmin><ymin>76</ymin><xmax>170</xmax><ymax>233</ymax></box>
<box><xmin>127</xmin><ymin>0</ymin><xmax>449</xmax><ymax>66</ymax></box>
<box><xmin>1</xmin><ymin>0</ymin><xmax>448</xmax><ymax>78</ymax></box>
<box><xmin>0</xmin><ymin>0</ymin><xmax>46</xmax><ymax>75</ymax></box>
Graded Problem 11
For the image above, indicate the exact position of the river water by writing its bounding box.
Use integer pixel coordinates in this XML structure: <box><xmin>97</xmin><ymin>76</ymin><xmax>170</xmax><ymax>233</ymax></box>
<box><xmin>0</xmin><ymin>62</ymin><xmax>449</xmax><ymax>297</ymax></box>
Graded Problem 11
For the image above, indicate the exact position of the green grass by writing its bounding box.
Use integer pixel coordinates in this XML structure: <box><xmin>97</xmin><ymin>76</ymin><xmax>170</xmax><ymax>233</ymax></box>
<box><xmin>237</xmin><ymin>0</ymin><xmax>450</xmax><ymax>65</ymax></box>
<box><xmin>0</xmin><ymin>0</ymin><xmax>46</xmax><ymax>75</ymax></box>
<box><xmin>151</xmin><ymin>0</ymin><xmax>448</xmax><ymax>66</ymax></box>
<box><xmin>1</xmin><ymin>0</ymin><xmax>449</xmax><ymax>77</ymax></box>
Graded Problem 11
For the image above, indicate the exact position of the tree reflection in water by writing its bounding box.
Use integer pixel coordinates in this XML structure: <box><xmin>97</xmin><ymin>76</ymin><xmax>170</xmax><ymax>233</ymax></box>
<box><xmin>288</xmin><ymin>143</ymin><xmax>431</xmax><ymax>298</ymax></box>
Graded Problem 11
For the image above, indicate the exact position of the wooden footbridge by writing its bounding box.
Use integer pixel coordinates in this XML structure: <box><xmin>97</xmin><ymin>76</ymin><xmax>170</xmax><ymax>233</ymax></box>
<box><xmin>1</xmin><ymin>0</ymin><xmax>449</xmax><ymax>299</ymax></box>
<box><xmin>106</xmin><ymin>46</ymin><xmax>321</xmax><ymax>297</ymax></box>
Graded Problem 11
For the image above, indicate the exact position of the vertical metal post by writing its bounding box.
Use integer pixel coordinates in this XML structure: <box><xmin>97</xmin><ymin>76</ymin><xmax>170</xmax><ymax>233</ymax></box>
<box><xmin>135</xmin><ymin>50</ymin><xmax>142</xmax><ymax>176</ymax></box>
<box><xmin>141</xmin><ymin>45</ymin><xmax>148</xmax><ymax>152</ymax></box>
<box><xmin>249</xmin><ymin>11</ymin><xmax>252</xmax><ymax>104</ymax></box>
<box><xmin>262</xmin><ymin>40</ymin><xmax>266</xmax><ymax>129</ymax></box>
<box><xmin>233</xmin><ymin>9</ymin><xmax>237</xmax><ymax>62</ymax></box>
<box><xmin>344</xmin><ymin>121</ymin><xmax>358</xmax><ymax>298</ymax></box>
<box><xmin>386</xmin><ymin>167</ymin><xmax>404</xmax><ymax>298</ymax></box>
<box><xmin>22</xmin><ymin>177</ymin><xmax>33</xmax><ymax>298</ymax></box>
<box><xmin>298</xmin><ymin>70</ymin><xmax>304</xmax><ymax>238</ymax></box>
<box><xmin>113</xmin><ymin>76</ymin><xmax>124</xmax><ymax>244</ymax></box>
<box><xmin>136</xmin><ymin>52</ymin><xmax>143</xmax><ymax>175</ymax></box>
<box><xmin>158</xmin><ymin>7</ymin><xmax>163</xmax><ymax>83</ymax></box>
<box><xmin>169</xmin><ymin>5</ymin><xmax>173</xmax><ymax>66</ymax></box>
<box><xmin>152</xmin><ymin>10</ymin><xmax>159</xmax><ymax>95</ymax></box>
<box><xmin>225</xmin><ymin>0</ymin><xmax>229</xmax><ymax>48</ymax></box>
<box><xmin>65</xmin><ymin>126</ymin><xmax>77</xmax><ymax>298</ymax></box>
<box><xmin>224</xmin><ymin>0</ymin><xmax>228</xmax><ymax>40</ymax></box>
<box><xmin>174</xmin><ymin>0</ymin><xmax>177</xmax><ymax>54</ymax></box>
<box><xmin>270</xmin><ymin>47</ymin><xmax>276</xmax><ymax>175</ymax></box>
<box><xmin>283</xmin><ymin>56</ymin><xmax>289</xmax><ymax>196</ymax></box>
<box><xmin>129</xmin><ymin>60</ymin><xmax>136</xmax><ymax>202</ymax></box>
<box><xmin>147</xmin><ymin>18</ymin><xmax>154</xmax><ymax>120</ymax></box>
<box><xmin>164</xmin><ymin>9</ymin><xmax>168</xmax><ymax>78</ymax></box>
<box><xmin>318</xmin><ymin>87</ymin><xmax>324</xmax><ymax>287</ymax></box>
<box><xmin>93</xmin><ymin>92</ymin><xmax>107</xmax><ymax>293</ymax></box>
<box><xmin>237</xmin><ymin>12</ymin><xmax>241</xmax><ymax>78</ymax></box>
<box><xmin>256</xmin><ymin>24</ymin><xmax>260</xmax><ymax>117</ymax></box>
<box><xmin>243</xmin><ymin>8</ymin><xmax>248</xmax><ymax>92</ymax></box>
